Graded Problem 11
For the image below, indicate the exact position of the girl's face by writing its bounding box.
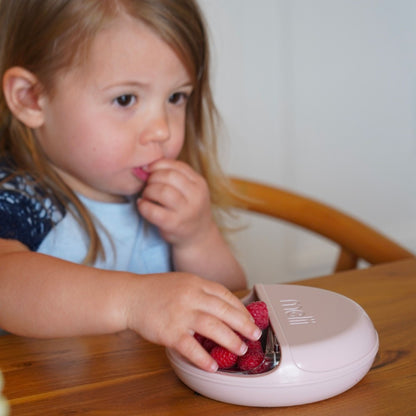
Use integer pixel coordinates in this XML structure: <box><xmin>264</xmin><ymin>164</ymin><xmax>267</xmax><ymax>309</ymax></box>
<box><xmin>36</xmin><ymin>15</ymin><xmax>193</xmax><ymax>202</ymax></box>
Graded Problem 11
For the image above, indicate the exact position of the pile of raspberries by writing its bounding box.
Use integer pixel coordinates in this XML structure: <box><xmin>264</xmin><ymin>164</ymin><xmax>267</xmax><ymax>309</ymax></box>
<box><xmin>195</xmin><ymin>301</ymin><xmax>272</xmax><ymax>373</ymax></box>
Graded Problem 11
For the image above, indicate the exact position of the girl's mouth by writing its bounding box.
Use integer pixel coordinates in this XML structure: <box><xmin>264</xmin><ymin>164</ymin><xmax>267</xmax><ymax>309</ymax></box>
<box><xmin>133</xmin><ymin>166</ymin><xmax>150</xmax><ymax>182</ymax></box>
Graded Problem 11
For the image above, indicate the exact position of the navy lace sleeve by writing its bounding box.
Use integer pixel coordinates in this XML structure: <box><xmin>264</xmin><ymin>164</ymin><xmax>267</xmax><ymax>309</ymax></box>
<box><xmin>0</xmin><ymin>168</ymin><xmax>64</xmax><ymax>251</ymax></box>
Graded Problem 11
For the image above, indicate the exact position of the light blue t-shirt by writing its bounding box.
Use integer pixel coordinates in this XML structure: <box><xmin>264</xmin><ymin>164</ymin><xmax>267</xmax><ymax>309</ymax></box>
<box><xmin>37</xmin><ymin>195</ymin><xmax>171</xmax><ymax>273</ymax></box>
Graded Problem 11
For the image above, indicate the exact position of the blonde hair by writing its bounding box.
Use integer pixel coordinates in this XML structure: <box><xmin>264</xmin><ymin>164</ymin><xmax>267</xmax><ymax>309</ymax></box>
<box><xmin>0</xmin><ymin>0</ymin><xmax>234</xmax><ymax>264</ymax></box>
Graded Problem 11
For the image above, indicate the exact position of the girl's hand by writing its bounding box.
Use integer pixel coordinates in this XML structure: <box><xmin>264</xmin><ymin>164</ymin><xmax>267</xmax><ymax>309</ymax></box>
<box><xmin>137</xmin><ymin>158</ymin><xmax>247</xmax><ymax>291</ymax></box>
<box><xmin>124</xmin><ymin>273</ymin><xmax>262</xmax><ymax>372</ymax></box>
<box><xmin>137</xmin><ymin>159</ymin><xmax>214</xmax><ymax>248</ymax></box>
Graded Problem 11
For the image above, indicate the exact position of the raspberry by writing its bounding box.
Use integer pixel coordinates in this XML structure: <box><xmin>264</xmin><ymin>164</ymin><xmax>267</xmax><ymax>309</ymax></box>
<box><xmin>202</xmin><ymin>337</ymin><xmax>217</xmax><ymax>352</ymax></box>
<box><xmin>210</xmin><ymin>345</ymin><xmax>238</xmax><ymax>369</ymax></box>
<box><xmin>237</xmin><ymin>350</ymin><xmax>265</xmax><ymax>371</ymax></box>
<box><xmin>246</xmin><ymin>301</ymin><xmax>269</xmax><ymax>330</ymax></box>
<box><xmin>245</xmin><ymin>339</ymin><xmax>263</xmax><ymax>352</ymax></box>
<box><xmin>194</xmin><ymin>333</ymin><xmax>205</xmax><ymax>344</ymax></box>
<box><xmin>194</xmin><ymin>333</ymin><xmax>217</xmax><ymax>352</ymax></box>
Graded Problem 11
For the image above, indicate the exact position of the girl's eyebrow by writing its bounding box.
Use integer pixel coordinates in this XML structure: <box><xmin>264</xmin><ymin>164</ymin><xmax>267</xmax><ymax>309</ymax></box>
<box><xmin>176</xmin><ymin>82</ymin><xmax>194</xmax><ymax>91</ymax></box>
<box><xmin>100</xmin><ymin>80</ymin><xmax>194</xmax><ymax>91</ymax></box>
<box><xmin>100</xmin><ymin>81</ymin><xmax>147</xmax><ymax>91</ymax></box>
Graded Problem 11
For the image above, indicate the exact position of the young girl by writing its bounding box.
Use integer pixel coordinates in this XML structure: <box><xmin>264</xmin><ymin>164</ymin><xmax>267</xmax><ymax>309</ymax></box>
<box><xmin>0</xmin><ymin>0</ymin><xmax>261</xmax><ymax>373</ymax></box>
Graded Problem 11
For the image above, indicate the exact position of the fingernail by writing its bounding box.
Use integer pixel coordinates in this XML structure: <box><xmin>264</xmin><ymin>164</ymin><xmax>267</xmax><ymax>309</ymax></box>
<box><xmin>239</xmin><ymin>343</ymin><xmax>248</xmax><ymax>355</ymax></box>
<box><xmin>253</xmin><ymin>327</ymin><xmax>262</xmax><ymax>340</ymax></box>
<box><xmin>210</xmin><ymin>361</ymin><xmax>219</xmax><ymax>372</ymax></box>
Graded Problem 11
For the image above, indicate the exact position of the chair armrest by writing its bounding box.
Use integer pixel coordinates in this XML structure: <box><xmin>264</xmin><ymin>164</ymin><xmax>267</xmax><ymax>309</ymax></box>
<box><xmin>229</xmin><ymin>177</ymin><xmax>414</xmax><ymax>267</ymax></box>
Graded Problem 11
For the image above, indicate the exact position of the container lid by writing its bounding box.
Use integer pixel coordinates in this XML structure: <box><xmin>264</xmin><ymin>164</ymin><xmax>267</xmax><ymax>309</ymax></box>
<box><xmin>255</xmin><ymin>284</ymin><xmax>378</xmax><ymax>372</ymax></box>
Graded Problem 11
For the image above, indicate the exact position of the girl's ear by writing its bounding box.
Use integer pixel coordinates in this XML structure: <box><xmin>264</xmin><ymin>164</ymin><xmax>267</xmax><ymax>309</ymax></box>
<box><xmin>2</xmin><ymin>67</ymin><xmax>46</xmax><ymax>128</ymax></box>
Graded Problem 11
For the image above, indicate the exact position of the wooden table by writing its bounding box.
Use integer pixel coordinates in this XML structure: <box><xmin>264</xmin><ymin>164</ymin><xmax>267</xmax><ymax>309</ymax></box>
<box><xmin>0</xmin><ymin>259</ymin><xmax>415</xmax><ymax>415</ymax></box>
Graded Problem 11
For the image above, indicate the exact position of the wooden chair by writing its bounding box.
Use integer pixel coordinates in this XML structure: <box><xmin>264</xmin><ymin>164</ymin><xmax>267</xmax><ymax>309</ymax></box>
<box><xmin>229</xmin><ymin>177</ymin><xmax>414</xmax><ymax>272</ymax></box>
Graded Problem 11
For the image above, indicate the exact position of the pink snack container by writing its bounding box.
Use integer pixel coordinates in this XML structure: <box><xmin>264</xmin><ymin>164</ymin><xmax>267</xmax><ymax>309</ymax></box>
<box><xmin>166</xmin><ymin>283</ymin><xmax>379</xmax><ymax>407</ymax></box>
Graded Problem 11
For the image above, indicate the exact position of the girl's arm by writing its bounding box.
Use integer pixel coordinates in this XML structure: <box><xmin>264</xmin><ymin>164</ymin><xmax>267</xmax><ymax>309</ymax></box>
<box><xmin>137</xmin><ymin>159</ymin><xmax>246</xmax><ymax>291</ymax></box>
<box><xmin>170</xmin><ymin>222</ymin><xmax>246</xmax><ymax>291</ymax></box>
<box><xmin>0</xmin><ymin>238</ymin><xmax>260</xmax><ymax>372</ymax></box>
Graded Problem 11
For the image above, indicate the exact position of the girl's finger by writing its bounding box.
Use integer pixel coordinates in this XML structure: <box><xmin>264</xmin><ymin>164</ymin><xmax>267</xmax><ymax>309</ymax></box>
<box><xmin>192</xmin><ymin>312</ymin><xmax>250</xmax><ymax>356</ymax></box>
<box><xmin>137</xmin><ymin>197</ymin><xmax>175</xmax><ymax>227</ymax></box>
<box><xmin>146</xmin><ymin>168</ymin><xmax>201</xmax><ymax>201</ymax></box>
<box><xmin>173</xmin><ymin>333</ymin><xmax>219</xmax><ymax>372</ymax></box>
<box><xmin>198</xmin><ymin>292</ymin><xmax>262</xmax><ymax>343</ymax></box>
<box><xmin>149</xmin><ymin>159</ymin><xmax>197</xmax><ymax>182</ymax></box>
<box><xmin>141</xmin><ymin>182</ymin><xmax>185</xmax><ymax>210</ymax></box>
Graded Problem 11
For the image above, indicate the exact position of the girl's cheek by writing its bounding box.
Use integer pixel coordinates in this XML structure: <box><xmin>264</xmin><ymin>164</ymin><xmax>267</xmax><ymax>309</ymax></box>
<box><xmin>168</xmin><ymin>136</ymin><xmax>186</xmax><ymax>160</ymax></box>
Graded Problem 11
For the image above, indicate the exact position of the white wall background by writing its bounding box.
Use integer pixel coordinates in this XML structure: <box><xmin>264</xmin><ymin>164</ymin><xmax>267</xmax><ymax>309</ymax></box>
<box><xmin>198</xmin><ymin>0</ymin><xmax>416</xmax><ymax>286</ymax></box>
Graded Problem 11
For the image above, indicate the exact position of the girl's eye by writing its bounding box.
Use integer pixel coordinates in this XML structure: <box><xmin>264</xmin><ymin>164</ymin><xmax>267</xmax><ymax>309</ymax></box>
<box><xmin>169</xmin><ymin>92</ymin><xmax>189</xmax><ymax>105</ymax></box>
<box><xmin>114</xmin><ymin>94</ymin><xmax>136</xmax><ymax>107</ymax></box>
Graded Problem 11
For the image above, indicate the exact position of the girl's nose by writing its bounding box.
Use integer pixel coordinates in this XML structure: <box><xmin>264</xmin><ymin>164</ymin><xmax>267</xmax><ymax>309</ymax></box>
<box><xmin>140</xmin><ymin>108</ymin><xmax>170</xmax><ymax>145</ymax></box>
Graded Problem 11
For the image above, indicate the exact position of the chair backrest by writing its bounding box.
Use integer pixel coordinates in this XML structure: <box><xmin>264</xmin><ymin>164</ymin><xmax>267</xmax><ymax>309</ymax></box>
<box><xmin>229</xmin><ymin>177</ymin><xmax>414</xmax><ymax>272</ymax></box>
